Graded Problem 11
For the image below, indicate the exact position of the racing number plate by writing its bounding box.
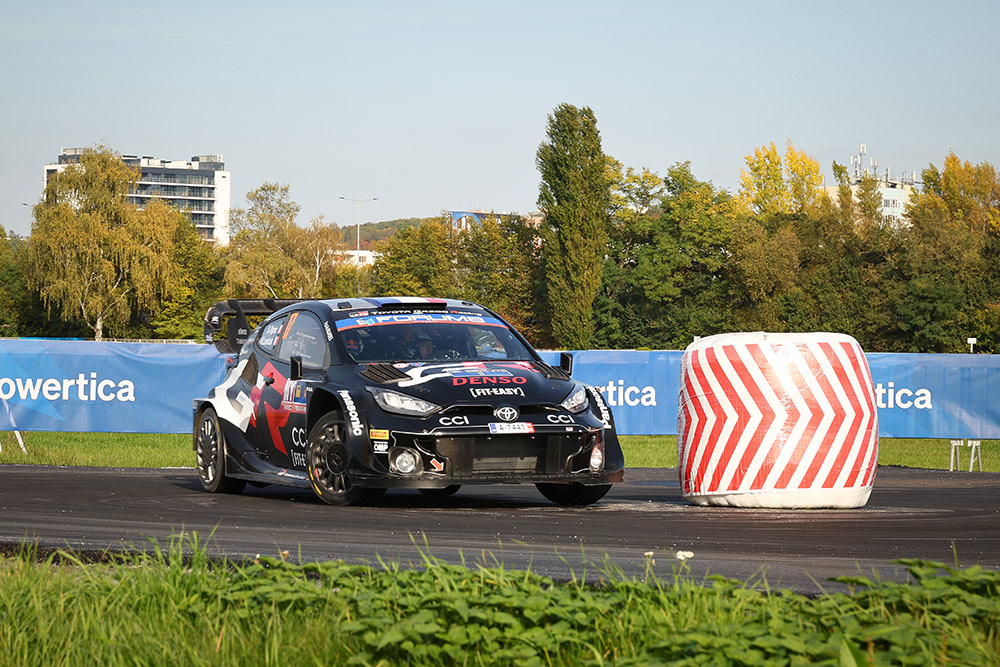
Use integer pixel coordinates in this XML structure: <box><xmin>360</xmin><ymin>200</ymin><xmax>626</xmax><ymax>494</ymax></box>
<box><xmin>488</xmin><ymin>422</ymin><xmax>535</xmax><ymax>434</ymax></box>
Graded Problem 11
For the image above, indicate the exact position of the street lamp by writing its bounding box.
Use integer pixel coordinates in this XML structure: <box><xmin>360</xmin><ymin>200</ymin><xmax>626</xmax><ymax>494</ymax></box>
<box><xmin>339</xmin><ymin>196</ymin><xmax>377</xmax><ymax>298</ymax></box>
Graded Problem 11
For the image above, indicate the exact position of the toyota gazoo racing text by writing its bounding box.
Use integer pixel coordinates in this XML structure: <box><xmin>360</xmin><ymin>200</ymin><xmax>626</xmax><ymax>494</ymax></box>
<box><xmin>193</xmin><ymin>297</ymin><xmax>625</xmax><ymax>506</ymax></box>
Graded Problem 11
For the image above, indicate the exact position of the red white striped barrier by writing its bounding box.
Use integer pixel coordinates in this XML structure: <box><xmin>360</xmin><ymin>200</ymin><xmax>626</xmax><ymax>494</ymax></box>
<box><xmin>678</xmin><ymin>332</ymin><xmax>878</xmax><ymax>508</ymax></box>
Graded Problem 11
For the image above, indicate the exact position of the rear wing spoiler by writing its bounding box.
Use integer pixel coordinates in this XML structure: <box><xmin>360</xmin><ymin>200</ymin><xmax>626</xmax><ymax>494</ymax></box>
<box><xmin>203</xmin><ymin>299</ymin><xmax>313</xmax><ymax>353</ymax></box>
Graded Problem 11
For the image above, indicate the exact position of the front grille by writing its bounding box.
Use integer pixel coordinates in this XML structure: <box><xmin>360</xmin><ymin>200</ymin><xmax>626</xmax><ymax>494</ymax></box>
<box><xmin>431</xmin><ymin>434</ymin><xmax>590</xmax><ymax>476</ymax></box>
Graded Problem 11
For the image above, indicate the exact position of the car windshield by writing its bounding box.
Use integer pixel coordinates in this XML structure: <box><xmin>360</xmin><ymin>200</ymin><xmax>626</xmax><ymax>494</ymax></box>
<box><xmin>334</xmin><ymin>312</ymin><xmax>535</xmax><ymax>364</ymax></box>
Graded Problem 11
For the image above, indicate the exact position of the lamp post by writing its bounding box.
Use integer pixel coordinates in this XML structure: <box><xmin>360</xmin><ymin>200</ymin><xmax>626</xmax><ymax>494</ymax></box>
<box><xmin>339</xmin><ymin>196</ymin><xmax>377</xmax><ymax>297</ymax></box>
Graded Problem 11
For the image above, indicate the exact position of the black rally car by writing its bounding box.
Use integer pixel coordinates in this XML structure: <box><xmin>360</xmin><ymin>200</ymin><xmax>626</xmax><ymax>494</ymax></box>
<box><xmin>194</xmin><ymin>297</ymin><xmax>624</xmax><ymax>505</ymax></box>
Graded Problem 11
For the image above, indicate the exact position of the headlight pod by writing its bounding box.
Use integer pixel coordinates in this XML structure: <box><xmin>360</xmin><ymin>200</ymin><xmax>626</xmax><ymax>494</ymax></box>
<box><xmin>368</xmin><ymin>387</ymin><xmax>440</xmax><ymax>417</ymax></box>
<box><xmin>560</xmin><ymin>384</ymin><xmax>590</xmax><ymax>413</ymax></box>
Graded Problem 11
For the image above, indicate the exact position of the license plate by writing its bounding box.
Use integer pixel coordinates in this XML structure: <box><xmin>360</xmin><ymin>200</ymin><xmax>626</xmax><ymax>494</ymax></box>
<box><xmin>488</xmin><ymin>422</ymin><xmax>535</xmax><ymax>434</ymax></box>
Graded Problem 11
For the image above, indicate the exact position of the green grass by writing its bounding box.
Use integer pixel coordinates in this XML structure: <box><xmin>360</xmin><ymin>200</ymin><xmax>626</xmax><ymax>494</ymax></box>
<box><xmin>1</xmin><ymin>432</ymin><xmax>997</xmax><ymax>472</ymax></box>
<box><xmin>0</xmin><ymin>537</ymin><xmax>997</xmax><ymax>666</ymax></box>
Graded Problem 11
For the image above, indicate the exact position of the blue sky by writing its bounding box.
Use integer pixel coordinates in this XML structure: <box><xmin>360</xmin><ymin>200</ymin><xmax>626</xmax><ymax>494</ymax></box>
<box><xmin>2</xmin><ymin>1</ymin><xmax>997</xmax><ymax>237</ymax></box>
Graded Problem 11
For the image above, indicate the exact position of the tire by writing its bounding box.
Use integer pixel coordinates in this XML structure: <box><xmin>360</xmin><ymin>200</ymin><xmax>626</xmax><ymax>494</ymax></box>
<box><xmin>306</xmin><ymin>412</ymin><xmax>381</xmax><ymax>506</ymax></box>
<box><xmin>418</xmin><ymin>485</ymin><xmax>461</xmax><ymax>497</ymax></box>
<box><xmin>535</xmin><ymin>482</ymin><xmax>612</xmax><ymax>506</ymax></box>
<box><xmin>195</xmin><ymin>407</ymin><xmax>246</xmax><ymax>494</ymax></box>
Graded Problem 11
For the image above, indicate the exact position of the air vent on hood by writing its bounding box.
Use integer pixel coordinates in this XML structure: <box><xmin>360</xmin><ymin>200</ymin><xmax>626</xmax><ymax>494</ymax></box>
<box><xmin>534</xmin><ymin>361</ymin><xmax>571</xmax><ymax>380</ymax></box>
<box><xmin>361</xmin><ymin>363</ymin><xmax>410</xmax><ymax>383</ymax></box>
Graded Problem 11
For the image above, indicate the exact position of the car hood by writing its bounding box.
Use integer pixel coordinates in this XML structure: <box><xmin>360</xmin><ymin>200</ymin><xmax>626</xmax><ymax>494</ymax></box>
<box><xmin>354</xmin><ymin>360</ymin><xmax>575</xmax><ymax>406</ymax></box>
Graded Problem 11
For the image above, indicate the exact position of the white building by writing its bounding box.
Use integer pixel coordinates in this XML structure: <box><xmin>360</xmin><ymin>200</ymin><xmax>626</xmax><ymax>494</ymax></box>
<box><xmin>337</xmin><ymin>249</ymin><xmax>377</xmax><ymax>266</ymax></box>
<box><xmin>823</xmin><ymin>144</ymin><xmax>916</xmax><ymax>227</ymax></box>
<box><xmin>45</xmin><ymin>148</ymin><xmax>232</xmax><ymax>245</ymax></box>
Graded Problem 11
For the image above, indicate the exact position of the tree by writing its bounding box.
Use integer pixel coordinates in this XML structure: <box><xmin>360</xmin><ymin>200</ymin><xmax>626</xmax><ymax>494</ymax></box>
<box><xmin>151</xmin><ymin>216</ymin><xmax>226</xmax><ymax>339</ymax></box>
<box><xmin>536</xmin><ymin>103</ymin><xmax>610</xmax><ymax>349</ymax></box>
<box><xmin>370</xmin><ymin>218</ymin><xmax>455</xmax><ymax>296</ymax></box>
<box><xmin>455</xmin><ymin>215</ymin><xmax>543</xmax><ymax>342</ymax></box>
<box><xmin>26</xmin><ymin>146</ymin><xmax>178</xmax><ymax>340</ymax></box>
<box><xmin>0</xmin><ymin>226</ymin><xmax>23</xmax><ymax>337</ymax></box>
<box><xmin>738</xmin><ymin>141</ymin><xmax>789</xmax><ymax>216</ymax></box>
<box><xmin>784</xmin><ymin>141</ymin><xmax>825</xmax><ymax>214</ymax></box>
<box><xmin>738</xmin><ymin>141</ymin><xmax>826</xmax><ymax>217</ymax></box>
<box><xmin>224</xmin><ymin>183</ymin><xmax>302</xmax><ymax>298</ymax></box>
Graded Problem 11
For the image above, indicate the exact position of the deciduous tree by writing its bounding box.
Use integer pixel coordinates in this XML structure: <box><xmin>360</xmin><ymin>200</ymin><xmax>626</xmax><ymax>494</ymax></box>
<box><xmin>26</xmin><ymin>147</ymin><xmax>178</xmax><ymax>340</ymax></box>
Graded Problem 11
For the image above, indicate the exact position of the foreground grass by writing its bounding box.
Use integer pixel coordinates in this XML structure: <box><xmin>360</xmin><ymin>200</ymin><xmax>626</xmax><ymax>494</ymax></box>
<box><xmin>1</xmin><ymin>538</ymin><xmax>997</xmax><ymax>666</ymax></box>
<box><xmin>1</xmin><ymin>432</ymin><xmax>997</xmax><ymax>472</ymax></box>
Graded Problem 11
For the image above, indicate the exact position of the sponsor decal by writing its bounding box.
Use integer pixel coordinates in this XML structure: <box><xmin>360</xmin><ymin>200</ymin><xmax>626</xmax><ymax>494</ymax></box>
<box><xmin>452</xmin><ymin>376</ymin><xmax>526</xmax><ymax>386</ymax></box>
<box><xmin>280</xmin><ymin>380</ymin><xmax>308</xmax><ymax>414</ymax></box>
<box><xmin>0</xmin><ymin>372</ymin><xmax>135</xmax><ymax>403</ymax></box>
<box><xmin>430</xmin><ymin>458</ymin><xmax>445</xmax><ymax>472</ymax></box>
<box><xmin>337</xmin><ymin>390</ymin><xmax>365</xmax><ymax>437</ymax></box>
<box><xmin>596</xmin><ymin>380</ymin><xmax>657</xmax><ymax>407</ymax></box>
<box><xmin>875</xmin><ymin>382</ymin><xmax>932</xmax><ymax>409</ymax></box>
<box><xmin>546</xmin><ymin>414</ymin><xmax>574</xmax><ymax>424</ymax></box>
<box><xmin>373</xmin><ymin>441</ymin><xmax>389</xmax><ymax>453</ymax></box>
<box><xmin>588</xmin><ymin>386</ymin><xmax>612</xmax><ymax>428</ymax></box>
<box><xmin>488</xmin><ymin>422</ymin><xmax>534</xmax><ymax>434</ymax></box>
<box><xmin>290</xmin><ymin>427</ymin><xmax>308</xmax><ymax>448</ymax></box>
<box><xmin>471</xmin><ymin>387</ymin><xmax>524</xmax><ymax>398</ymax></box>
<box><xmin>335</xmin><ymin>313</ymin><xmax>500</xmax><ymax>330</ymax></box>
<box><xmin>323</xmin><ymin>321</ymin><xmax>334</xmax><ymax>341</ymax></box>
<box><xmin>369</xmin><ymin>428</ymin><xmax>389</xmax><ymax>439</ymax></box>
<box><xmin>438</xmin><ymin>415</ymin><xmax>470</xmax><ymax>426</ymax></box>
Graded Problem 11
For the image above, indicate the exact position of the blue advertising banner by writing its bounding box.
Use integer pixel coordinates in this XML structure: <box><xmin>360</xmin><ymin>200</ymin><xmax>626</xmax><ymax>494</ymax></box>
<box><xmin>1</xmin><ymin>340</ymin><xmax>998</xmax><ymax>438</ymax></box>
<box><xmin>542</xmin><ymin>350</ymin><xmax>1000</xmax><ymax>439</ymax></box>
<box><xmin>0</xmin><ymin>340</ymin><xmax>227</xmax><ymax>434</ymax></box>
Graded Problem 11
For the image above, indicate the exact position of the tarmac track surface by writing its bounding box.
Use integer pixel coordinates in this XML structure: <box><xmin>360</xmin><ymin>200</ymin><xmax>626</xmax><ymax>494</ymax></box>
<box><xmin>0</xmin><ymin>465</ymin><xmax>997</xmax><ymax>594</ymax></box>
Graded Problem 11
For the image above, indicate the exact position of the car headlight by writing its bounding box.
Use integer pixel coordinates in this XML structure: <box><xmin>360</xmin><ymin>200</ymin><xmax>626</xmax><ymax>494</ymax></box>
<box><xmin>560</xmin><ymin>384</ymin><xmax>590</xmax><ymax>413</ymax></box>
<box><xmin>368</xmin><ymin>387</ymin><xmax>441</xmax><ymax>417</ymax></box>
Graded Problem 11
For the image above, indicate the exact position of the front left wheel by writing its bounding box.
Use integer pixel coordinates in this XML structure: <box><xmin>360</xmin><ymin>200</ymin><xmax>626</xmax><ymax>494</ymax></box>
<box><xmin>195</xmin><ymin>407</ymin><xmax>246</xmax><ymax>494</ymax></box>
<box><xmin>306</xmin><ymin>412</ymin><xmax>382</xmax><ymax>506</ymax></box>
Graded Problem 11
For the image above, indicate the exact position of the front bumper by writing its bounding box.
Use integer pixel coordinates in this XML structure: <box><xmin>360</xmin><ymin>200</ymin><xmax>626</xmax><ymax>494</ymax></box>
<box><xmin>351</xmin><ymin>426</ymin><xmax>624</xmax><ymax>488</ymax></box>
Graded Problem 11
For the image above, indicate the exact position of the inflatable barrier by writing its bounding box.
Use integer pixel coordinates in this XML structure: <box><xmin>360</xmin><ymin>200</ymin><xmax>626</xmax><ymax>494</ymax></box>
<box><xmin>678</xmin><ymin>333</ymin><xmax>878</xmax><ymax>508</ymax></box>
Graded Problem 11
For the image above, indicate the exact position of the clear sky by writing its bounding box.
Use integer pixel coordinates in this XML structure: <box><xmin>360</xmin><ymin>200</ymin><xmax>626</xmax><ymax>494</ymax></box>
<box><xmin>2</xmin><ymin>1</ymin><xmax>997</xmax><ymax>238</ymax></box>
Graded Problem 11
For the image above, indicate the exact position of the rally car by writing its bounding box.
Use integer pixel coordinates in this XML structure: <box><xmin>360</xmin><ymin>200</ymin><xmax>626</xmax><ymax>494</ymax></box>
<box><xmin>194</xmin><ymin>297</ymin><xmax>624</xmax><ymax>505</ymax></box>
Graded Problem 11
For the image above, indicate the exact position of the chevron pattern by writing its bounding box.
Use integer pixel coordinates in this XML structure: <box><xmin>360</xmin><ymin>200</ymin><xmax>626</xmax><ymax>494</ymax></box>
<box><xmin>678</xmin><ymin>334</ymin><xmax>878</xmax><ymax>504</ymax></box>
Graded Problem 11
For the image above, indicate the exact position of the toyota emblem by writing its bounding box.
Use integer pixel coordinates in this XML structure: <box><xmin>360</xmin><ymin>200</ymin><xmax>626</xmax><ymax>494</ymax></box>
<box><xmin>494</xmin><ymin>406</ymin><xmax>519</xmax><ymax>422</ymax></box>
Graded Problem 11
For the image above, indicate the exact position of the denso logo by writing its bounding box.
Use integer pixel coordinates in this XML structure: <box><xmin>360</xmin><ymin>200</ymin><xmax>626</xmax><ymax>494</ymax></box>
<box><xmin>0</xmin><ymin>373</ymin><xmax>135</xmax><ymax>403</ymax></box>
<box><xmin>452</xmin><ymin>376</ymin><xmax>526</xmax><ymax>386</ymax></box>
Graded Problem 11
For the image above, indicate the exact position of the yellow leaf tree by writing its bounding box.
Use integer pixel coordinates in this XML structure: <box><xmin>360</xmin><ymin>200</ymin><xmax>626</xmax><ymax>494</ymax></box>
<box><xmin>27</xmin><ymin>146</ymin><xmax>179</xmax><ymax>341</ymax></box>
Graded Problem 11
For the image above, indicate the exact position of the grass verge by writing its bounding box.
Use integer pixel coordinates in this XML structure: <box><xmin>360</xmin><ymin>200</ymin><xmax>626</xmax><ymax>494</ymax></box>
<box><xmin>1</xmin><ymin>432</ymin><xmax>997</xmax><ymax>472</ymax></box>
<box><xmin>1</xmin><ymin>536</ymin><xmax>997</xmax><ymax>666</ymax></box>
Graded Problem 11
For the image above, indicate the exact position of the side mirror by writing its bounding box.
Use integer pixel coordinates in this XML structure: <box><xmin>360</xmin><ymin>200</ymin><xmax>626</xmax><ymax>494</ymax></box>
<box><xmin>290</xmin><ymin>355</ymin><xmax>303</xmax><ymax>381</ymax></box>
<box><xmin>559</xmin><ymin>352</ymin><xmax>574</xmax><ymax>376</ymax></box>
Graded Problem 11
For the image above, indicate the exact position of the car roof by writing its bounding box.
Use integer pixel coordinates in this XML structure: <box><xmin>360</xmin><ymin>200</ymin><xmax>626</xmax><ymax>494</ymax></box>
<box><xmin>315</xmin><ymin>297</ymin><xmax>487</xmax><ymax>313</ymax></box>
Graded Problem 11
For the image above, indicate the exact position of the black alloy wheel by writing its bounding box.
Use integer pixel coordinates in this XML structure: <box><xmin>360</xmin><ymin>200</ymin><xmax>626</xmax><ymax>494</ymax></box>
<box><xmin>306</xmin><ymin>412</ymin><xmax>383</xmax><ymax>506</ymax></box>
<box><xmin>195</xmin><ymin>407</ymin><xmax>246</xmax><ymax>494</ymax></box>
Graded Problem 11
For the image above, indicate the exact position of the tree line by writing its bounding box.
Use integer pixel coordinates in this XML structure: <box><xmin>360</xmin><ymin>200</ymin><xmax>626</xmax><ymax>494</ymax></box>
<box><xmin>3</xmin><ymin>106</ymin><xmax>999</xmax><ymax>352</ymax></box>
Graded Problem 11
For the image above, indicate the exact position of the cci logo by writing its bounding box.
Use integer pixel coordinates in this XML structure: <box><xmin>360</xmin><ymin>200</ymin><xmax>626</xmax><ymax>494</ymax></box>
<box><xmin>494</xmin><ymin>406</ymin><xmax>518</xmax><ymax>422</ymax></box>
<box><xmin>290</xmin><ymin>427</ymin><xmax>308</xmax><ymax>448</ymax></box>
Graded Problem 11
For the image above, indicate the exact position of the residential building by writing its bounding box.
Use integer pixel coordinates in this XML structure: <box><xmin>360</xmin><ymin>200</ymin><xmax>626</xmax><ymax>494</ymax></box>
<box><xmin>45</xmin><ymin>148</ymin><xmax>232</xmax><ymax>245</ymax></box>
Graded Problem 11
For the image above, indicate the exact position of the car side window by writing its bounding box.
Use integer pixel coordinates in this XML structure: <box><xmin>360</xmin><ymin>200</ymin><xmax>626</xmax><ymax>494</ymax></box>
<box><xmin>256</xmin><ymin>316</ymin><xmax>288</xmax><ymax>356</ymax></box>
<box><xmin>277</xmin><ymin>312</ymin><xmax>329</xmax><ymax>369</ymax></box>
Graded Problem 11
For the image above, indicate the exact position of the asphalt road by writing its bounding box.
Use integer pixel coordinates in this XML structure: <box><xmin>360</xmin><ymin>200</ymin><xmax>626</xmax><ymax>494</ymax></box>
<box><xmin>1</xmin><ymin>465</ymin><xmax>997</xmax><ymax>593</ymax></box>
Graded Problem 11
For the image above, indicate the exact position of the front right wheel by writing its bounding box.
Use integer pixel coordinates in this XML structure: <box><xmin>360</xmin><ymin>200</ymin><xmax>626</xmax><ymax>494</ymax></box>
<box><xmin>535</xmin><ymin>482</ymin><xmax>611</xmax><ymax>506</ymax></box>
<box><xmin>306</xmin><ymin>412</ymin><xmax>381</xmax><ymax>506</ymax></box>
